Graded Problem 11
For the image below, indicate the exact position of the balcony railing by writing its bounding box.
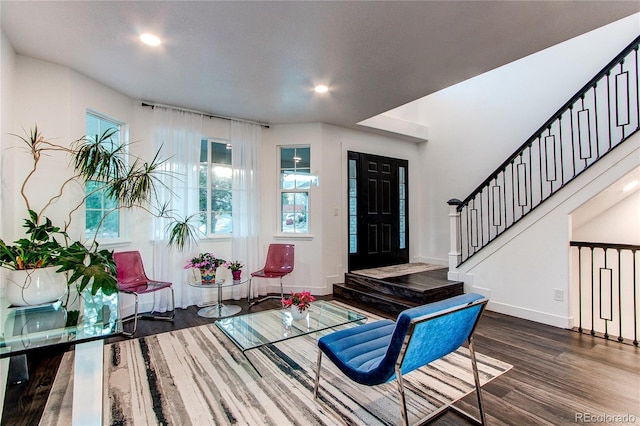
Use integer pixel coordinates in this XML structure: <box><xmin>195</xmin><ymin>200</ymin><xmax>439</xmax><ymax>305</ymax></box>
<box><xmin>452</xmin><ymin>36</ymin><xmax>640</xmax><ymax>265</ymax></box>
<box><xmin>570</xmin><ymin>241</ymin><xmax>639</xmax><ymax>346</ymax></box>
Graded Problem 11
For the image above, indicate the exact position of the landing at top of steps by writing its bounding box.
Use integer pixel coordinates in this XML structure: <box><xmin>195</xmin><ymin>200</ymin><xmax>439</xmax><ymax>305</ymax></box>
<box><xmin>351</xmin><ymin>262</ymin><xmax>445</xmax><ymax>279</ymax></box>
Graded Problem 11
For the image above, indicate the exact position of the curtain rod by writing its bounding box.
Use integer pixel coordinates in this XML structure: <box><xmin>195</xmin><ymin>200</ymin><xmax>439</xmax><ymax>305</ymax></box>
<box><xmin>141</xmin><ymin>102</ymin><xmax>270</xmax><ymax>128</ymax></box>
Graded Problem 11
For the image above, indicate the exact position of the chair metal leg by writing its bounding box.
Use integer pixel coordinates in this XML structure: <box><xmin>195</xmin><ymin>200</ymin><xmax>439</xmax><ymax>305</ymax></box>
<box><xmin>447</xmin><ymin>337</ymin><xmax>486</xmax><ymax>425</ymax></box>
<box><xmin>248</xmin><ymin>277</ymin><xmax>286</xmax><ymax>307</ymax></box>
<box><xmin>394</xmin><ymin>365</ymin><xmax>409</xmax><ymax>426</ymax></box>
<box><xmin>121</xmin><ymin>287</ymin><xmax>175</xmax><ymax>338</ymax></box>
<box><xmin>247</xmin><ymin>277</ymin><xmax>253</xmax><ymax>304</ymax></box>
<box><xmin>148</xmin><ymin>286</ymin><xmax>176</xmax><ymax>321</ymax></box>
<box><xmin>468</xmin><ymin>337</ymin><xmax>486</xmax><ymax>425</ymax></box>
<box><xmin>279</xmin><ymin>276</ymin><xmax>284</xmax><ymax>299</ymax></box>
<box><xmin>122</xmin><ymin>293</ymin><xmax>140</xmax><ymax>337</ymax></box>
<box><xmin>314</xmin><ymin>349</ymin><xmax>323</xmax><ymax>399</ymax></box>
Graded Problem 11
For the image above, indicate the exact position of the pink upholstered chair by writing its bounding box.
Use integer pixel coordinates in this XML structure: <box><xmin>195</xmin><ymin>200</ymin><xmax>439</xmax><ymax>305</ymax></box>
<box><xmin>113</xmin><ymin>251</ymin><xmax>175</xmax><ymax>336</ymax></box>
<box><xmin>247</xmin><ymin>244</ymin><xmax>294</xmax><ymax>306</ymax></box>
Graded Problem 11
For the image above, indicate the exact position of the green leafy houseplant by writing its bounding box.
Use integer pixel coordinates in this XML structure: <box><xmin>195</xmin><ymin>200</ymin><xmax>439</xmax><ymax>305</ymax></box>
<box><xmin>228</xmin><ymin>260</ymin><xmax>244</xmax><ymax>271</ymax></box>
<box><xmin>0</xmin><ymin>126</ymin><xmax>198</xmax><ymax>299</ymax></box>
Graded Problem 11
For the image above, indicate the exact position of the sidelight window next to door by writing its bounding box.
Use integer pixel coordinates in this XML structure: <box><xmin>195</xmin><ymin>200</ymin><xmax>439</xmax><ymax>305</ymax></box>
<box><xmin>348</xmin><ymin>151</ymin><xmax>409</xmax><ymax>271</ymax></box>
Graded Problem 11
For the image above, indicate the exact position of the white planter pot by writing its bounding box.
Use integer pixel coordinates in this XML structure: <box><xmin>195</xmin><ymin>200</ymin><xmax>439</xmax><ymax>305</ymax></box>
<box><xmin>290</xmin><ymin>305</ymin><xmax>308</xmax><ymax>321</ymax></box>
<box><xmin>6</xmin><ymin>267</ymin><xmax>68</xmax><ymax>307</ymax></box>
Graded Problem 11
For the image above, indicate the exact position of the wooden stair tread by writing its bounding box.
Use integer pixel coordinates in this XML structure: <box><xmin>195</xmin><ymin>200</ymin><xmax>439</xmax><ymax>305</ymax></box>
<box><xmin>334</xmin><ymin>268</ymin><xmax>464</xmax><ymax>317</ymax></box>
<box><xmin>334</xmin><ymin>281</ymin><xmax>423</xmax><ymax>306</ymax></box>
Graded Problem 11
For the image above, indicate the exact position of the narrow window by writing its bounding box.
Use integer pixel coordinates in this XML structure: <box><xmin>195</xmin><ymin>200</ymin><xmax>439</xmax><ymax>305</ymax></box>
<box><xmin>85</xmin><ymin>112</ymin><xmax>124</xmax><ymax>240</ymax></box>
<box><xmin>349</xmin><ymin>158</ymin><xmax>358</xmax><ymax>253</ymax></box>
<box><xmin>398</xmin><ymin>166</ymin><xmax>406</xmax><ymax>249</ymax></box>
<box><xmin>199</xmin><ymin>139</ymin><xmax>232</xmax><ymax>235</ymax></box>
<box><xmin>280</xmin><ymin>146</ymin><xmax>310</xmax><ymax>233</ymax></box>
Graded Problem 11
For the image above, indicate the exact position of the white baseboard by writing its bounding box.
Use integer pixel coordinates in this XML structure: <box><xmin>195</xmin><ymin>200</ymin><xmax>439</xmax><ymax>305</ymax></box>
<box><xmin>413</xmin><ymin>256</ymin><xmax>447</xmax><ymax>266</ymax></box>
<box><xmin>486</xmin><ymin>299</ymin><xmax>573</xmax><ymax>329</ymax></box>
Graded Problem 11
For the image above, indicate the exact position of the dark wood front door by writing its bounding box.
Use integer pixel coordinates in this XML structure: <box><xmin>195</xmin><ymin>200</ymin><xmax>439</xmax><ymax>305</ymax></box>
<box><xmin>348</xmin><ymin>151</ymin><xmax>409</xmax><ymax>271</ymax></box>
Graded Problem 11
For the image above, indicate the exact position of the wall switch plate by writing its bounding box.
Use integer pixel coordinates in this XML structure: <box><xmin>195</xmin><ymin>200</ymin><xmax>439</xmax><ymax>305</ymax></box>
<box><xmin>554</xmin><ymin>289</ymin><xmax>564</xmax><ymax>302</ymax></box>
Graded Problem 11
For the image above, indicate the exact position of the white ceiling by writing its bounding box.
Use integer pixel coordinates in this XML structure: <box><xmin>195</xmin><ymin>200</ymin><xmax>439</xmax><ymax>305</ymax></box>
<box><xmin>1</xmin><ymin>1</ymin><xmax>639</xmax><ymax>132</ymax></box>
<box><xmin>571</xmin><ymin>167</ymin><xmax>640</xmax><ymax>230</ymax></box>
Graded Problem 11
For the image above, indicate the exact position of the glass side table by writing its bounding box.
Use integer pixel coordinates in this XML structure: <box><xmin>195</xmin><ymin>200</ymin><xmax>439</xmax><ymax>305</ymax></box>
<box><xmin>189</xmin><ymin>278</ymin><xmax>248</xmax><ymax>318</ymax></box>
<box><xmin>0</xmin><ymin>288</ymin><xmax>121</xmax><ymax>425</ymax></box>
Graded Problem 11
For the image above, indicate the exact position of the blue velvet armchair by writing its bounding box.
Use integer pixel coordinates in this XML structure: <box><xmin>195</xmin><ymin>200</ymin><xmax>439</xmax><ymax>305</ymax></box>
<box><xmin>314</xmin><ymin>293</ymin><xmax>489</xmax><ymax>425</ymax></box>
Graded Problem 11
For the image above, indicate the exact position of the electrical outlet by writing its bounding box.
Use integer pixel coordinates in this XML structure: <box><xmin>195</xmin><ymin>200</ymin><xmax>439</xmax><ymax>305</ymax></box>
<box><xmin>554</xmin><ymin>289</ymin><xmax>564</xmax><ymax>302</ymax></box>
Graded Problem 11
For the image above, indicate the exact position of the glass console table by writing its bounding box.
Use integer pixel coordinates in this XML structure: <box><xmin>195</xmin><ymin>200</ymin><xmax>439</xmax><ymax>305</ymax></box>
<box><xmin>215</xmin><ymin>301</ymin><xmax>367</xmax><ymax>374</ymax></box>
<box><xmin>0</xmin><ymin>289</ymin><xmax>121</xmax><ymax>425</ymax></box>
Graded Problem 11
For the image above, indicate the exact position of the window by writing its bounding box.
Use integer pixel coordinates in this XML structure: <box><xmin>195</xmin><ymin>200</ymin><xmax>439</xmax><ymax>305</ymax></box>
<box><xmin>84</xmin><ymin>112</ymin><xmax>124</xmax><ymax>240</ymax></box>
<box><xmin>348</xmin><ymin>158</ymin><xmax>357</xmax><ymax>253</ymax></box>
<box><xmin>199</xmin><ymin>139</ymin><xmax>232</xmax><ymax>235</ymax></box>
<box><xmin>280</xmin><ymin>146</ymin><xmax>311</xmax><ymax>233</ymax></box>
<box><xmin>399</xmin><ymin>165</ymin><xmax>406</xmax><ymax>249</ymax></box>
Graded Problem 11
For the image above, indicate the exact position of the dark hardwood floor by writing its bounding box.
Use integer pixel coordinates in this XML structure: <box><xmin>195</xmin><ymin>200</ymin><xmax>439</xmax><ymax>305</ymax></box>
<box><xmin>2</xmin><ymin>296</ymin><xmax>639</xmax><ymax>425</ymax></box>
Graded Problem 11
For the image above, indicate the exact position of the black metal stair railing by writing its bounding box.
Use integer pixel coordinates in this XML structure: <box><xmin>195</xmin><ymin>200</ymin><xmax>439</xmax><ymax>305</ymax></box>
<box><xmin>570</xmin><ymin>241</ymin><xmax>639</xmax><ymax>346</ymax></box>
<box><xmin>453</xmin><ymin>36</ymin><xmax>640</xmax><ymax>265</ymax></box>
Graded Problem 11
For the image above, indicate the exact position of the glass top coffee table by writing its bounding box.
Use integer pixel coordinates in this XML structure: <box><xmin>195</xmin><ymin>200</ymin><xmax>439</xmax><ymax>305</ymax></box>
<box><xmin>215</xmin><ymin>301</ymin><xmax>367</xmax><ymax>374</ymax></box>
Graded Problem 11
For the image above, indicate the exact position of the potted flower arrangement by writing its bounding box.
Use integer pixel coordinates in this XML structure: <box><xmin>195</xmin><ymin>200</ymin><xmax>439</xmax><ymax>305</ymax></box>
<box><xmin>281</xmin><ymin>291</ymin><xmax>315</xmax><ymax>320</ymax></box>
<box><xmin>228</xmin><ymin>260</ymin><xmax>244</xmax><ymax>281</ymax></box>
<box><xmin>0</xmin><ymin>127</ymin><xmax>198</xmax><ymax>307</ymax></box>
<box><xmin>185</xmin><ymin>253</ymin><xmax>227</xmax><ymax>284</ymax></box>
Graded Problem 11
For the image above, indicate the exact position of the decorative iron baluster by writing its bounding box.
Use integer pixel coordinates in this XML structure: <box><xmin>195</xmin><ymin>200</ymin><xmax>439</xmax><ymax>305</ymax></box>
<box><xmin>618</xmin><ymin>248</ymin><xmax>623</xmax><ymax>342</ymax></box>
<box><xmin>634</xmin><ymin>249</ymin><xmax>638</xmax><ymax>346</ymax></box>
<box><xmin>591</xmin><ymin>246</ymin><xmax>595</xmax><ymax>336</ymax></box>
<box><xmin>454</xmin><ymin>37</ymin><xmax>640</xmax><ymax>265</ymax></box>
<box><xmin>570</xmin><ymin>241</ymin><xmax>639</xmax><ymax>346</ymax></box>
<box><xmin>578</xmin><ymin>246</ymin><xmax>583</xmax><ymax>333</ymax></box>
<box><xmin>600</xmin><ymin>249</ymin><xmax>611</xmax><ymax>340</ymax></box>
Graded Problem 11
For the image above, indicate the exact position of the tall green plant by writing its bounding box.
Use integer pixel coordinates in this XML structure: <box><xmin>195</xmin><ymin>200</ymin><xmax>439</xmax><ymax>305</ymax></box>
<box><xmin>1</xmin><ymin>126</ymin><xmax>199</xmax><ymax>296</ymax></box>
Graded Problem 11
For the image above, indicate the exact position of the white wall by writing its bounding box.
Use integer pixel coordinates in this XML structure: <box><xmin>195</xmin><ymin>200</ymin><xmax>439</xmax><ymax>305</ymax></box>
<box><xmin>259</xmin><ymin>123</ymin><xmax>420</xmax><ymax>296</ymax></box>
<box><xmin>320</xmin><ymin>124</ymin><xmax>422</xmax><ymax>290</ymax></box>
<box><xmin>572</xmin><ymin>191</ymin><xmax>640</xmax><ymax>245</ymax></box>
<box><xmin>2</xmin><ymin>54</ymin><xmax>418</xmax><ymax>304</ymax></box>
<box><xmin>6</xmin><ymin>56</ymin><xmax>137</xmax><ymax>243</ymax></box>
<box><xmin>3</xmin><ymin>14</ymin><xmax>637</xmax><ymax>329</ymax></box>
<box><xmin>568</xmin><ymin>179</ymin><xmax>640</xmax><ymax>337</ymax></box>
<box><xmin>461</xmin><ymin>133</ymin><xmax>639</xmax><ymax>328</ymax></box>
<box><xmin>1</xmin><ymin>30</ymin><xmax>16</xmax><ymax>237</ymax></box>
<box><xmin>368</xmin><ymin>14</ymin><xmax>639</xmax><ymax>328</ymax></box>
<box><xmin>385</xmin><ymin>13</ymin><xmax>640</xmax><ymax>265</ymax></box>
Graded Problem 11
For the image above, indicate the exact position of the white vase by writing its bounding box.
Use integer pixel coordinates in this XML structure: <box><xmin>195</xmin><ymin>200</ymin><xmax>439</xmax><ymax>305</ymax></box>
<box><xmin>290</xmin><ymin>305</ymin><xmax>308</xmax><ymax>321</ymax></box>
<box><xmin>5</xmin><ymin>267</ymin><xmax>68</xmax><ymax>307</ymax></box>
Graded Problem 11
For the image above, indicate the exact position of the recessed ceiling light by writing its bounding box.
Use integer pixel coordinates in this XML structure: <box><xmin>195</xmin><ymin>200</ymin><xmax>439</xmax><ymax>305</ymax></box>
<box><xmin>314</xmin><ymin>85</ymin><xmax>329</xmax><ymax>94</ymax></box>
<box><xmin>140</xmin><ymin>33</ymin><xmax>161</xmax><ymax>47</ymax></box>
<box><xmin>623</xmin><ymin>180</ymin><xmax>639</xmax><ymax>192</ymax></box>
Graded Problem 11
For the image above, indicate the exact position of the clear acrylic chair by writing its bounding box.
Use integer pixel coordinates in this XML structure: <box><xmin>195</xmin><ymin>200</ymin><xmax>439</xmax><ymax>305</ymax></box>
<box><xmin>247</xmin><ymin>243</ymin><xmax>294</xmax><ymax>306</ymax></box>
<box><xmin>113</xmin><ymin>251</ymin><xmax>175</xmax><ymax>337</ymax></box>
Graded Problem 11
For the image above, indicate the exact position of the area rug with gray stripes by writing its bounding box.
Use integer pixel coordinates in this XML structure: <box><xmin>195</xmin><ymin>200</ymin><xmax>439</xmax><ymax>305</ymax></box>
<box><xmin>40</xmin><ymin>312</ymin><xmax>511</xmax><ymax>425</ymax></box>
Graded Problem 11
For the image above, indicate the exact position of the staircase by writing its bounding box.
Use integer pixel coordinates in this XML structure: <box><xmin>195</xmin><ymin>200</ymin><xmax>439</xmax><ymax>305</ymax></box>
<box><xmin>452</xmin><ymin>36</ymin><xmax>640</xmax><ymax>266</ymax></box>
<box><xmin>333</xmin><ymin>268</ymin><xmax>463</xmax><ymax>318</ymax></box>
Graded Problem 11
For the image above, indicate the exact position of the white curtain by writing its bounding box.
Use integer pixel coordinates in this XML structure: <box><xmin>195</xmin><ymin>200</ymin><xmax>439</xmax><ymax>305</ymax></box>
<box><xmin>230</xmin><ymin>120</ymin><xmax>263</xmax><ymax>299</ymax></box>
<box><xmin>151</xmin><ymin>107</ymin><xmax>204</xmax><ymax>309</ymax></box>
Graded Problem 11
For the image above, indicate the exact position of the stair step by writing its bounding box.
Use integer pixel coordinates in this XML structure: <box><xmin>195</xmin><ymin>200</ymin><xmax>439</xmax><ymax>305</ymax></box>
<box><xmin>333</xmin><ymin>282</ymin><xmax>419</xmax><ymax>318</ymax></box>
<box><xmin>344</xmin><ymin>273</ymin><xmax>424</xmax><ymax>300</ymax></box>
<box><xmin>335</xmin><ymin>268</ymin><xmax>465</xmax><ymax>318</ymax></box>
